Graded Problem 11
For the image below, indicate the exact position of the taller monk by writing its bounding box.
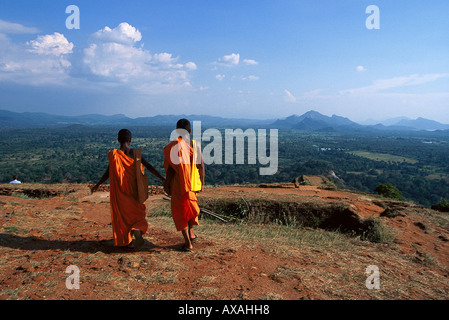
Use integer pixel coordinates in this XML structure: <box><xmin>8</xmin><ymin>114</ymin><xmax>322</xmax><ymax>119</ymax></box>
<box><xmin>163</xmin><ymin>119</ymin><xmax>205</xmax><ymax>251</ymax></box>
<box><xmin>91</xmin><ymin>129</ymin><xmax>165</xmax><ymax>250</ymax></box>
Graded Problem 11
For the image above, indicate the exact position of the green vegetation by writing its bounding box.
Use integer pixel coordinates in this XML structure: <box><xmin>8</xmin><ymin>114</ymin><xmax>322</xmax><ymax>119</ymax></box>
<box><xmin>375</xmin><ymin>183</ymin><xmax>403</xmax><ymax>200</ymax></box>
<box><xmin>348</xmin><ymin>151</ymin><xmax>418</xmax><ymax>164</ymax></box>
<box><xmin>431</xmin><ymin>198</ymin><xmax>449</xmax><ymax>212</ymax></box>
<box><xmin>152</xmin><ymin>199</ymin><xmax>359</xmax><ymax>249</ymax></box>
<box><xmin>360</xmin><ymin>217</ymin><xmax>395</xmax><ymax>244</ymax></box>
<box><xmin>1</xmin><ymin>126</ymin><xmax>449</xmax><ymax>208</ymax></box>
<box><xmin>11</xmin><ymin>193</ymin><xmax>33</xmax><ymax>199</ymax></box>
<box><xmin>2</xmin><ymin>226</ymin><xmax>27</xmax><ymax>234</ymax></box>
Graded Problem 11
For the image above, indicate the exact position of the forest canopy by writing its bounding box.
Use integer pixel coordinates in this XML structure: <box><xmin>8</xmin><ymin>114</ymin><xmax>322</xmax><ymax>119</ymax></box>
<box><xmin>1</xmin><ymin>125</ymin><xmax>449</xmax><ymax>208</ymax></box>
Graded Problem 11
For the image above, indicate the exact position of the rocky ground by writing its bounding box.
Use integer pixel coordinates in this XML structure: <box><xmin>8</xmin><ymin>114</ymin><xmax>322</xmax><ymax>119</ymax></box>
<box><xmin>0</xmin><ymin>180</ymin><xmax>448</xmax><ymax>300</ymax></box>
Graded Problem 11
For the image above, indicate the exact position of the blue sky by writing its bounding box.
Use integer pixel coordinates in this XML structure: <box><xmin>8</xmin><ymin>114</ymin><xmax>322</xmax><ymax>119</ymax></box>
<box><xmin>0</xmin><ymin>0</ymin><xmax>448</xmax><ymax>123</ymax></box>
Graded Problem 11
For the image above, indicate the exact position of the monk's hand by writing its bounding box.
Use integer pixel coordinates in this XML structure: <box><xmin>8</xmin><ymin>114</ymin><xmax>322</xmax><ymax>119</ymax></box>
<box><xmin>90</xmin><ymin>184</ymin><xmax>98</xmax><ymax>194</ymax></box>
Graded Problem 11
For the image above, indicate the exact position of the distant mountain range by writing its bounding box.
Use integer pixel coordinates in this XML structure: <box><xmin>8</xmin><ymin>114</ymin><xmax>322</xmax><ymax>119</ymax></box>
<box><xmin>0</xmin><ymin>109</ymin><xmax>273</xmax><ymax>129</ymax></box>
<box><xmin>1</xmin><ymin>109</ymin><xmax>449</xmax><ymax>132</ymax></box>
<box><xmin>272</xmin><ymin>111</ymin><xmax>359</xmax><ymax>131</ymax></box>
<box><xmin>273</xmin><ymin>111</ymin><xmax>449</xmax><ymax>132</ymax></box>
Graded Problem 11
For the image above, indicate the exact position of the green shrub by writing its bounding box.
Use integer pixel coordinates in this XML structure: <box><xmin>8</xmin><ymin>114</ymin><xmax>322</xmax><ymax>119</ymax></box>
<box><xmin>431</xmin><ymin>198</ymin><xmax>449</xmax><ymax>212</ymax></box>
<box><xmin>360</xmin><ymin>217</ymin><xmax>395</xmax><ymax>243</ymax></box>
<box><xmin>375</xmin><ymin>183</ymin><xmax>402</xmax><ymax>200</ymax></box>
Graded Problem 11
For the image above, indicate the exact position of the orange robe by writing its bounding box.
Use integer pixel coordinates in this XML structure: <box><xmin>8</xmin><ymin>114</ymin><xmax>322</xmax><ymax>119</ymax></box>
<box><xmin>163</xmin><ymin>138</ymin><xmax>200</xmax><ymax>231</ymax></box>
<box><xmin>108</xmin><ymin>149</ymin><xmax>148</xmax><ymax>246</ymax></box>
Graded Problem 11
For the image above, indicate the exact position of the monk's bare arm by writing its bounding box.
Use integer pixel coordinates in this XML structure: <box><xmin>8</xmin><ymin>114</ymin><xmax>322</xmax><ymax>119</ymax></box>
<box><xmin>91</xmin><ymin>165</ymin><xmax>109</xmax><ymax>193</ymax></box>
<box><xmin>142</xmin><ymin>157</ymin><xmax>165</xmax><ymax>182</ymax></box>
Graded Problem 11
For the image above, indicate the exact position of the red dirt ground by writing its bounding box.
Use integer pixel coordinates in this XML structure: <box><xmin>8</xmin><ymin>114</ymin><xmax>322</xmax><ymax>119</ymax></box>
<box><xmin>1</xmin><ymin>182</ymin><xmax>448</xmax><ymax>300</ymax></box>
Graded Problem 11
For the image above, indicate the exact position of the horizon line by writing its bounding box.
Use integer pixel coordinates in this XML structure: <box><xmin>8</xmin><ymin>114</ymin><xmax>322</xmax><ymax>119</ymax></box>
<box><xmin>0</xmin><ymin>108</ymin><xmax>447</xmax><ymax>126</ymax></box>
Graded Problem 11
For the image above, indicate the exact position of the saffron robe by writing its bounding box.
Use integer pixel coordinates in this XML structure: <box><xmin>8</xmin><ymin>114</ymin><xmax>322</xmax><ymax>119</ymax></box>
<box><xmin>163</xmin><ymin>138</ymin><xmax>200</xmax><ymax>231</ymax></box>
<box><xmin>108</xmin><ymin>149</ymin><xmax>148</xmax><ymax>246</ymax></box>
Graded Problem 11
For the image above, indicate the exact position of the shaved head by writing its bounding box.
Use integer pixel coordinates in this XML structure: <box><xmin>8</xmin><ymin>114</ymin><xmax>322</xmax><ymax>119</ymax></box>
<box><xmin>118</xmin><ymin>129</ymin><xmax>132</xmax><ymax>143</ymax></box>
<box><xmin>176</xmin><ymin>119</ymin><xmax>191</xmax><ymax>133</ymax></box>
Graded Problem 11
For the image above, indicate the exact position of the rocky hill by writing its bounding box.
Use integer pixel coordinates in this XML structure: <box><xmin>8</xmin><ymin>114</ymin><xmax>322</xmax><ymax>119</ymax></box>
<box><xmin>0</xmin><ymin>180</ymin><xmax>448</xmax><ymax>300</ymax></box>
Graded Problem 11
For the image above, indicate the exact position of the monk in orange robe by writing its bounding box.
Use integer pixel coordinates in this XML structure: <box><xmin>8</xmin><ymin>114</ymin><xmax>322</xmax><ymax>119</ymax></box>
<box><xmin>91</xmin><ymin>129</ymin><xmax>165</xmax><ymax>249</ymax></box>
<box><xmin>163</xmin><ymin>119</ymin><xmax>204</xmax><ymax>251</ymax></box>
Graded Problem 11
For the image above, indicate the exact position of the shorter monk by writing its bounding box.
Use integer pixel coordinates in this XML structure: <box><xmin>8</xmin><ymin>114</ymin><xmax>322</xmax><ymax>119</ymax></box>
<box><xmin>91</xmin><ymin>129</ymin><xmax>165</xmax><ymax>249</ymax></box>
<box><xmin>163</xmin><ymin>119</ymin><xmax>204</xmax><ymax>251</ymax></box>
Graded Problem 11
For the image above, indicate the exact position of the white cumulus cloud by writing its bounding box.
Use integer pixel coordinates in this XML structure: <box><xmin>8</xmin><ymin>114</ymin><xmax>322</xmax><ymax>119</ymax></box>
<box><xmin>217</xmin><ymin>53</ymin><xmax>240</xmax><ymax>66</ymax></box>
<box><xmin>216</xmin><ymin>54</ymin><xmax>259</xmax><ymax>67</ymax></box>
<box><xmin>83</xmin><ymin>22</ymin><xmax>196</xmax><ymax>93</ymax></box>
<box><xmin>185</xmin><ymin>61</ymin><xmax>197</xmax><ymax>70</ymax></box>
<box><xmin>83</xmin><ymin>42</ymin><xmax>149</xmax><ymax>80</ymax></box>
<box><xmin>28</xmin><ymin>32</ymin><xmax>73</xmax><ymax>56</ymax></box>
<box><xmin>92</xmin><ymin>22</ymin><xmax>142</xmax><ymax>45</ymax></box>
<box><xmin>0</xmin><ymin>21</ymin><xmax>197</xmax><ymax>92</ymax></box>
<box><xmin>0</xmin><ymin>32</ymin><xmax>73</xmax><ymax>85</ymax></box>
<box><xmin>243</xmin><ymin>59</ymin><xmax>258</xmax><ymax>65</ymax></box>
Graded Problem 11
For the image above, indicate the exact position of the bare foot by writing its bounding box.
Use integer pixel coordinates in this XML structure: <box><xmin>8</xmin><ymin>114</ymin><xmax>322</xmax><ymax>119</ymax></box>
<box><xmin>181</xmin><ymin>244</ymin><xmax>193</xmax><ymax>252</ymax></box>
<box><xmin>133</xmin><ymin>230</ymin><xmax>144</xmax><ymax>250</ymax></box>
